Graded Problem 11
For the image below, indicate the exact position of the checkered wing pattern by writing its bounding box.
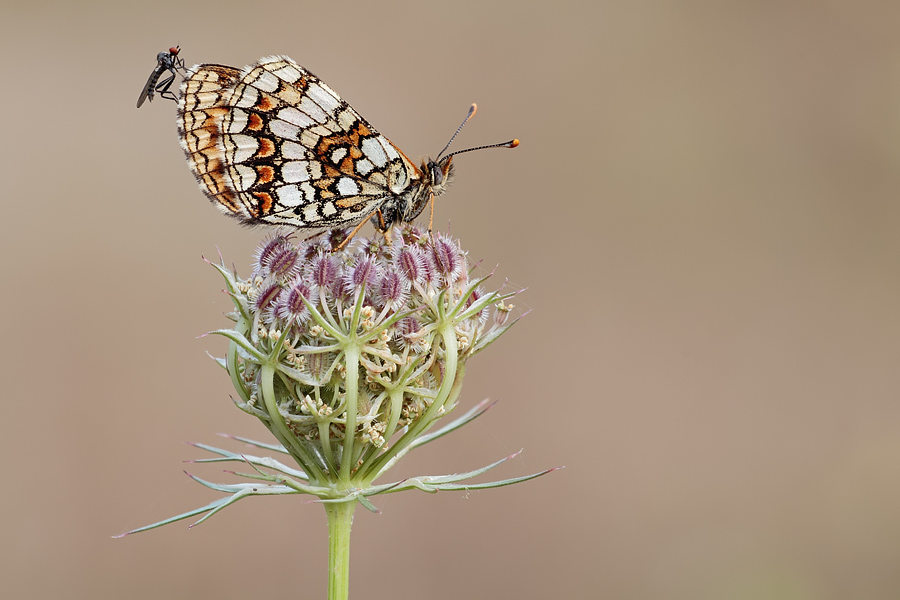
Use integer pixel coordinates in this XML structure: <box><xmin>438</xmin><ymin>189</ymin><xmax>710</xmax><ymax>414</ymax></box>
<box><xmin>178</xmin><ymin>56</ymin><xmax>426</xmax><ymax>229</ymax></box>
<box><xmin>178</xmin><ymin>64</ymin><xmax>243</xmax><ymax>214</ymax></box>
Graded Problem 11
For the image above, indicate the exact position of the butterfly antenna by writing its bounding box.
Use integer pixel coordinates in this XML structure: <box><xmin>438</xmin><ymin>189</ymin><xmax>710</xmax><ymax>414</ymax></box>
<box><xmin>444</xmin><ymin>138</ymin><xmax>520</xmax><ymax>159</ymax></box>
<box><xmin>436</xmin><ymin>104</ymin><xmax>478</xmax><ymax>161</ymax></box>
<box><xmin>436</xmin><ymin>103</ymin><xmax>519</xmax><ymax>160</ymax></box>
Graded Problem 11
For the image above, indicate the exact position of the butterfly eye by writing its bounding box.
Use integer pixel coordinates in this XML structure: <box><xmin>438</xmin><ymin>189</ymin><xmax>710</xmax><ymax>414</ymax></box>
<box><xmin>430</xmin><ymin>162</ymin><xmax>443</xmax><ymax>185</ymax></box>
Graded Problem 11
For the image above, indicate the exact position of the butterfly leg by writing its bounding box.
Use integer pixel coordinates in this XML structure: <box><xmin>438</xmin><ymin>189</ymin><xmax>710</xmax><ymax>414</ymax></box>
<box><xmin>336</xmin><ymin>213</ymin><xmax>375</xmax><ymax>251</ymax></box>
<box><xmin>375</xmin><ymin>210</ymin><xmax>395</xmax><ymax>244</ymax></box>
<box><xmin>427</xmin><ymin>191</ymin><xmax>435</xmax><ymax>233</ymax></box>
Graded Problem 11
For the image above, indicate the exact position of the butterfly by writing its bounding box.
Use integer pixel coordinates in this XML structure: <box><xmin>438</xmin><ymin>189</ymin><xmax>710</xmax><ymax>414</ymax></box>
<box><xmin>176</xmin><ymin>55</ymin><xmax>517</xmax><ymax>237</ymax></box>
<box><xmin>137</xmin><ymin>46</ymin><xmax>185</xmax><ymax>109</ymax></box>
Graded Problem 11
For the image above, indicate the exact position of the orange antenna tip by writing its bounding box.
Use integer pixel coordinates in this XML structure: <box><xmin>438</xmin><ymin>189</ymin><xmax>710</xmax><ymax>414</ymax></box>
<box><xmin>469</xmin><ymin>103</ymin><xmax>478</xmax><ymax>116</ymax></box>
<box><xmin>509</xmin><ymin>139</ymin><xmax>520</xmax><ymax>148</ymax></box>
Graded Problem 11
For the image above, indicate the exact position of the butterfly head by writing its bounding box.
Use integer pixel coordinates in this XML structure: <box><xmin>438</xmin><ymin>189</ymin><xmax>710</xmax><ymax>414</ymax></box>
<box><xmin>423</xmin><ymin>155</ymin><xmax>455</xmax><ymax>198</ymax></box>
<box><xmin>390</xmin><ymin>157</ymin><xmax>454</xmax><ymax>226</ymax></box>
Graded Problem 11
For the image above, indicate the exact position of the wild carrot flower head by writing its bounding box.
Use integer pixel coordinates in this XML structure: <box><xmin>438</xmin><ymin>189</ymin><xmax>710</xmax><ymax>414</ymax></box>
<box><xmin>216</xmin><ymin>224</ymin><xmax>524</xmax><ymax>484</ymax></box>
<box><xmin>119</xmin><ymin>224</ymin><xmax>558</xmax><ymax>539</ymax></box>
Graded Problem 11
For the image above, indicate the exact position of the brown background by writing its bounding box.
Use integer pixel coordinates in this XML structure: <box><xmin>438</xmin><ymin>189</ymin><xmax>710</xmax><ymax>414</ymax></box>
<box><xmin>3</xmin><ymin>1</ymin><xmax>900</xmax><ymax>598</ymax></box>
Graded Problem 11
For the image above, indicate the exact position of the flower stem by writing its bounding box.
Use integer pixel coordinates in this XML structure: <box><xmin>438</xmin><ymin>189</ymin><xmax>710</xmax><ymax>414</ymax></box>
<box><xmin>325</xmin><ymin>500</ymin><xmax>357</xmax><ymax>600</ymax></box>
<box><xmin>340</xmin><ymin>343</ymin><xmax>359</xmax><ymax>480</ymax></box>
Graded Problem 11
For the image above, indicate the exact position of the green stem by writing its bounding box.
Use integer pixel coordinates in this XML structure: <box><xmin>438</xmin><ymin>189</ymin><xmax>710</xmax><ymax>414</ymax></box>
<box><xmin>340</xmin><ymin>343</ymin><xmax>359</xmax><ymax>481</ymax></box>
<box><xmin>325</xmin><ymin>500</ymin><xmax>357</xmax><ymax>600</ymax></box>
<box><xmin>259</xmin><ymin>363</ymin><xmax>325</xmax><ymax>482</ymax></box>
<box><xmin>363</xmin><ymin>323</ymin><xmax>459</xmax><ymax>479</ymax></box>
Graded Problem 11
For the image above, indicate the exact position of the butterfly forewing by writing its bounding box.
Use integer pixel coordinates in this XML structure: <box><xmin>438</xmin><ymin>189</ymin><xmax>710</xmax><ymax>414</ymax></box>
<box><xmin>180</xmin><ymin>55</ymin><xmax>424</xmax><ymax>229</ymax></box>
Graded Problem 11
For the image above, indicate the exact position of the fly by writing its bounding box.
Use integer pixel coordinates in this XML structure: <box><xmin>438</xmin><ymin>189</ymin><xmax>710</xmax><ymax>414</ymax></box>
<box><xmin>137</xmin><ymin>46</ymin><xmax>185</xmax><ymax>109</ymax></box>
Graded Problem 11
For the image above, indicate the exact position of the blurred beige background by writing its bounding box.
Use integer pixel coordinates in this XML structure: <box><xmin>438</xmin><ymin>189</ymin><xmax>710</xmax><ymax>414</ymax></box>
<box><xmin>2</xmin><ymin>1</ymin><xmax>900</xmax><ymax>598</ymax></box>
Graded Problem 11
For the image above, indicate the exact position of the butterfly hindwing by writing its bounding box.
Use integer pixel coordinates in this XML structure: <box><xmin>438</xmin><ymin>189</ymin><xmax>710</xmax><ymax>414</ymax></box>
<box><xmin>177</xmin><ymin>64</ymin><xmax>245</xmax><ymax>216</ymax></box>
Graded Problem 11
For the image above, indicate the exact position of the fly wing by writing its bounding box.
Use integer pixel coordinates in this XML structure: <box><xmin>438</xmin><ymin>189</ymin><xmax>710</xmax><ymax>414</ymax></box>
<box><xmin>136</xmin><ymin>64</ymin><xmax>163</xmax><ymax>108</ymax></box>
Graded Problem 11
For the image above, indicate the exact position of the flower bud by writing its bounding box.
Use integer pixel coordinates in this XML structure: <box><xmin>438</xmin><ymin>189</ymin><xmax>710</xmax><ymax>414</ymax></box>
<box><xmin>276</xmin><ymin>281</ymin><xmax>315</xmax><ymax>325</ymax></box>
<box><xmin>427</xmin><ymin>233</ymin><xmax>465</xmax><ymax>283</ymax></box>
<box><xmin>377</xmin><ymin>270</ymin><xmax>409</xmax><ymax>311</ymax></box>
